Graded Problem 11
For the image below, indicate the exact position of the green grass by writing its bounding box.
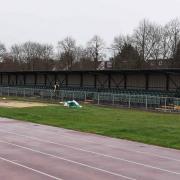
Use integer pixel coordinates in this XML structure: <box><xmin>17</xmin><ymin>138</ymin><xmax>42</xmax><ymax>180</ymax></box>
<box><xmin>0</xmin><ymin>104</ymin><xmax>180</xmax><ymax>149</ymax></box>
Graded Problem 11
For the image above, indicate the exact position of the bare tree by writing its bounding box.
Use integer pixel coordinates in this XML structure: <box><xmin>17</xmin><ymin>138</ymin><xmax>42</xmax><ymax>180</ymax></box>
<box><xmin>10</xmin><ymin>42</ymin><xmax>55</xmax><ymax>71</ymax></box>
<box><xmin>164</xmin><ymin>18</ymin><xmax>180</xmax><ymax>60</ymax></box>
<box><xmin>37</xmin><ymin>44</ymin><xmax>54</xmax><ymax>70</ymax></box>
<box><xmin>1</xmin><ymin>18</ymin><xmax>180</xmax><ymax>71</ymax></box>
<box><xmin>111</xmin><ymin>35</ymin><xmax>136</xmax><ymax>68</ymax></box>
<box><xmin>111</xmin><ymin>35</ymin><xmax>132</xmax><ymax>55</ymax></box>
<box><xmin>0</xmin><ymin>43</ymin><xmax>6</xmax><ymax>61</ymax></box>
<box><xmin>133</xmin><ymin>19</ymin><xmax>161</xmax><ymax>62</ymax></box>
<box><xmin>11</xmin><ymin>44</ymin><xmax>24</xmax><ymax>63</ymax></box>
<box><xmin>72</xmin><ymin>46</ymin><xmax>96</xmax><ymax>70</ymax></box>
<box><xmin>39</xmin><ymin>44</ymin><xmax>54</xmax><ymax>60</ymax></box>
<box><xmin>174</xmin><ymin>41</ymin><xmax>180</xmax><ymax>67</ymax></box>
<box><xmin>21</xmin><ymin>42</ymin><xmax>40</xmax><ymax>70</ymax></box>
<box><xmin>87</xmin><ymin>35</ymin><xmax>105</xmax><ymax>70</ymax></box>
<box><xmin>160</xmin><ymin>28</ymin><xmax>171</xmax><ymax>60</ymax></box>
<box><xmin>149</xmin><ymin>25</ymin><xmax>163</xmax><ymax>63</ymax></box>
<box><xmin>111</xmin><ymin>35</ymin><xmax>125</xmax><ymax>55</ymax></box>
<box><xmin>57</xmin><ymin>37</ymin><xmax>76</xmax><ymax>70</ymax></box>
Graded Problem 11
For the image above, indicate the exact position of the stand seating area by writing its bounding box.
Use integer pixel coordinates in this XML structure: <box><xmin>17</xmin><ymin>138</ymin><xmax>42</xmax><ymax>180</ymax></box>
<box><xmin>1</xmin><ymin>85</ymin><xmax>177</xmax><ymax>97</ymax></box>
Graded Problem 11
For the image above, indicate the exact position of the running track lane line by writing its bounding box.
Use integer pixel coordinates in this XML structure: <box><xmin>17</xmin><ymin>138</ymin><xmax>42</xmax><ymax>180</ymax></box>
<box><xmin>0</xmin><ymin>140</ymin><xmax>136</xmax><ymax>180</ymax></box>
<box><xmin>1</xmin><ymin>129</ymin><xmax>180</xmax><ymax>176</ymax></box>
<box><xmin>0</xmin><ymin>156</ymin><xmax>63</xmax><ymax>180</ymax></box>
<box><xmin>3</xmin><ymin>123</ymin><xmax>180</xmax><ymax>163</ymax></box>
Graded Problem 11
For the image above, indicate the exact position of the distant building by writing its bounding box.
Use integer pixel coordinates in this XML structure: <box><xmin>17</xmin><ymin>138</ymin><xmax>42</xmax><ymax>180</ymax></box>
<box><xmin>97</xmin><ymin>61</ymin><xmax>112</xmax><ymax>70</ymax></box>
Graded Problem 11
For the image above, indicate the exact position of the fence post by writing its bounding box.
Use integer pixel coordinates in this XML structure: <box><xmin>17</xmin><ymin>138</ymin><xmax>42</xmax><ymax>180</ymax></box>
<box><xmin>23</xmin><ymin>89</ymin><xmax>25</xmax><ymax>98</ymax></box>
<box><xmin>7</xmin><ymin>87</ymin><xmax>10</xmax><ymax>96</ymax></box>
<box><xmin>50</xmin><ymin>90</ymin><xmax>53</xmax><ymax>100</ymax></box>
<box><xmin>41</xmin><ymin>90</ymin><xmax>43</xmax><ymax>99</ymax></box>
<box><xmin>145</xmin><ymin>96</ymin><xmax>148</xmax><ymax>109</ymax></box>
<box><xmin>61</xmin><ymin>91</ymin><xmax>64</xmax><ymax>102</ymax></box>
<box><xmin>84</xmin><ymin>92</ymin><xmax>87</xmax><ymax>102</ymax></box>
<box><xmin>112</xmin><ymin>94</ymin><xmax>114</xmax><ymax>105</ymax></box>
<box><xmin>57</xmin><ymin>90</ymin><xmax>60</xmax><ymax>101</ymax></box>
<box><xmin>73</xmin><ymin>92</ymin><xmax>75</xmax><ymax>100</ymax></box>
<box><xmin>128</xmin><ymin>95</ymin><xmax>131</xmax><ymax>108</ymax></box>
<box><xmin>97</xmin><ymin>93</ymin><xmax>100</xmax><ymax>105</ymax></box>
<box><xmin>164</xmin><ymin>97</ymin><xmax>167</xmax><ymax>111</ymax></box>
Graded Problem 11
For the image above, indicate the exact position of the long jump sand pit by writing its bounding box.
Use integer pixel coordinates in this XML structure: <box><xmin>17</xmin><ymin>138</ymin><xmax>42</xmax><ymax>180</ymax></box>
<box><xmin>0</xmin><ymin>99</ymin><xmax>48</xmax><ymax>108</ymax></box>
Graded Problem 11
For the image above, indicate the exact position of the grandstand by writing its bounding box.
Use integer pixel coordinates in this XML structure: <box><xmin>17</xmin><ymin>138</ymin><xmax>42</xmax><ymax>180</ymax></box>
<box><xmin>0</xmin><ymin>69</ymin><xmax>180</xmax><ymax>97</ymax></box>
<box><xmin>0</xmin><ymin>69</ymin><xmax>180</xmax><ymax>112</ymax></box>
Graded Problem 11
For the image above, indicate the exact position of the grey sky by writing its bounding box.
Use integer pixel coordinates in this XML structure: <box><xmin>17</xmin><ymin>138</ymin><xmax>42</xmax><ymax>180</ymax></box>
<box><xmin>0</xmin><ymin>0</ymin><xmax>180</xmax><ymax>47</ymax></box>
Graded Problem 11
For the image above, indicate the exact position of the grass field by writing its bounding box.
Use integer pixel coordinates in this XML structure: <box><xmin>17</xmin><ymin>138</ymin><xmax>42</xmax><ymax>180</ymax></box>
<box><xmin>0</xmin><ymin>103</ymin><xmax>180</xmax><ymax>149</ymax></box>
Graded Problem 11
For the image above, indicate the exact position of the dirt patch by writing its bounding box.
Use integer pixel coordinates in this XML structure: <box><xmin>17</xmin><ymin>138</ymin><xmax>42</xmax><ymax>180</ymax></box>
<box><xmin>0</xmin><ymin>99</ymin><xmax>48</xmax><ymax>108</ymax></box>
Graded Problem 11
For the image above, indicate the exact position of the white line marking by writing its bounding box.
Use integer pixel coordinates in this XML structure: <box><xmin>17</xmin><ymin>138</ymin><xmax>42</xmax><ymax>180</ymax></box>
<box><xmin>0</xmin><ymin>140</ymin><xmax>136</xmax><ymax>180</ymax></box>
<box><xmin>0</xmin><ymin>156</ymin><xmax>63</xmax><ymax>180</ymax></box>
<box><xmin>3</xmin><ymin>123</ymin><xmax>180</xmax><ymax>163</ymax></box>
<box><xmin>49</xmin><ymin>132</ymin><xmax>180</xmax><ymax>163</ymax></box>
<box><xmin>122</xmin><ymin>148</ymin><xmax>180</xmax><ymax>163</ymax></box>
<box><xmin>1</xmin><ymin>129</ymin><xmax>180</xmax><ymax>176</ymax></box>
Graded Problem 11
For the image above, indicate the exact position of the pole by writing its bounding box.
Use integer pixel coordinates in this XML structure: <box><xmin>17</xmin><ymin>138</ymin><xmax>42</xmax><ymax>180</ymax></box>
<box><xmin>97</xmin><ymin>93</ymin><xmax>100</xmax><ymax>105</ymax></box>
<box><xmin>145</xmin><ymin>96</ymin><xmax>148</xmax><ymax>109</ymax></box>
<box><xmin>128</xmin><ymin>95</ymin><xmax>131</xmax><ymax>108</ymax></box>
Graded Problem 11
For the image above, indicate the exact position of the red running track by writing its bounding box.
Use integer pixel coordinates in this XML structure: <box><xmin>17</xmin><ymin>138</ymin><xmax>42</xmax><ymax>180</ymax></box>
<box><xmin>0</xmin><ymin>117</ymin><xmax>180</xmax><ymax>180</ymax></box>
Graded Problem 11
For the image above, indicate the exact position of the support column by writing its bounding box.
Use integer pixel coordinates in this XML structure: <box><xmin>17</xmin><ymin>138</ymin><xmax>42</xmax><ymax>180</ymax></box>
<box><xmin>54</xmin><ymin>73</ymin><xmax>57</xmax><ymax>83</ymax></box>
<box><xmin>108</xmin><ymin>74</ymin><xmax>111</xmax><ymax>89</ymax></box>
<box><xmin>8</xmin><ymin>74</ymin><xmax>10</xmax><ymax>86</ymax></box>
<box><xmin>15</xmin><ymin>74</ymin><xmax>18</xmax><ymax>85</ymax></box>
<box><xmin>124</xmin><ymin>74</ymin><xmax>127</xmax><ymax>89</ymax></box>
<box><xmin>94</xmin><ymin>74</ymin><xmax>97</xmax><ymax>89</ymax></box>
<box><xmin>65</xmin><ymin>74</ymin><xmax>68</xmax><ymax>87</ymax></box>
<box><xmin>23</xmin><ymin>74</ymin><xmax>26</xmax><ymax>85</ymax></box>
<box><xmin>145</xmin><ymin>74</ymin><xmax>149</xmax><ymax>90</ymax></box>
<box><xmin>34</xmin><ymin>73</ymin><xmax>37</xmax><ymax>86</ymax></box>
<box><xmin>166</xmin><ymin>74</ymin><xmax>169</xmax><ymax>91</ymax></box>
<box><xmin>80</xmin><ymin>73</ymin><xmax>83</xmax><ymax>88</ymax></box>
<box><xmin>44</xmin><ymin>74</ymin><xmax>47</xmax><ymax>86</ymax></box>
<box><xmin>0</xmin><ymin>73</ymin><xmax>2</xmax><ymax>85</ymax></box>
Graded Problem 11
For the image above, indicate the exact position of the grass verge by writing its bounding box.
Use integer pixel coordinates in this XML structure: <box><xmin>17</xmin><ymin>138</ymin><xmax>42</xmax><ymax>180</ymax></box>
<box><xmin>0</xmin><ymin>104</ymin><xmax>180</xmax><ymax>149</ymax></box>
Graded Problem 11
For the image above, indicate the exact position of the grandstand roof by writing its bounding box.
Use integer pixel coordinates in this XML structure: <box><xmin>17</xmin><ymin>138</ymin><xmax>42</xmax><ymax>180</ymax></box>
<box><xmin>0</xmin><ymin>68</ymin><xmax>180</xmax><ymax>75</ymax></box>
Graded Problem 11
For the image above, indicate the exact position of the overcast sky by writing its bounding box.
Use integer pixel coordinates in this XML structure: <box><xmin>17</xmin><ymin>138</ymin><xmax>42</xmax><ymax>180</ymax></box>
<box><xmin>0</xmin><ymin>0</ymin><xmax>180</xmax><ymax>47</ymax></box>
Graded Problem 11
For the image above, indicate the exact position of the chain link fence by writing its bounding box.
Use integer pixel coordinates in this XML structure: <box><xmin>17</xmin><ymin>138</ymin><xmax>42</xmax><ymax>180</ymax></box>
<box><xmin>0</xmin><ymin>87</ymin><xmax>180</xmax><ymax>113</ymax></box>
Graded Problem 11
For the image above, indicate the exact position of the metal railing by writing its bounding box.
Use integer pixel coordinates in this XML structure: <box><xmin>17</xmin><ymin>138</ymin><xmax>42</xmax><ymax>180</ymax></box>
<box><xmin>0</xmin><ymin>87</ymin><xmax>180</xmax><ymax>113</ymax></box>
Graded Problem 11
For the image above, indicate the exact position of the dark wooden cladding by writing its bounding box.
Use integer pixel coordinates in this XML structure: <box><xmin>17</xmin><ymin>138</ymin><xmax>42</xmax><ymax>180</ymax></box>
<box><xmin>0</xmin><ymin>69</ymin><xmax>179</xmax><ymax>91</ymax></box>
